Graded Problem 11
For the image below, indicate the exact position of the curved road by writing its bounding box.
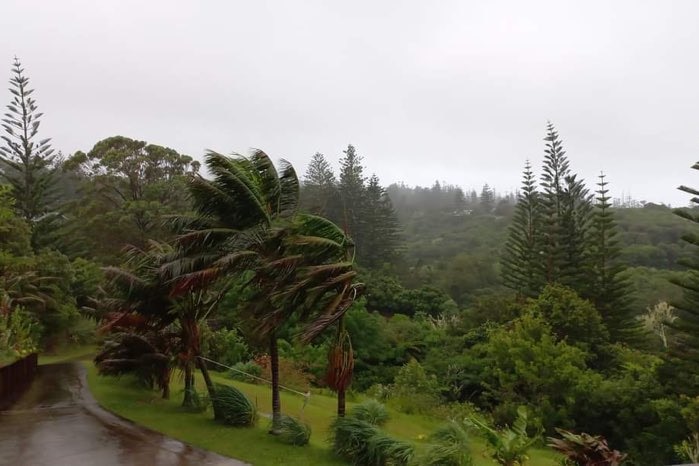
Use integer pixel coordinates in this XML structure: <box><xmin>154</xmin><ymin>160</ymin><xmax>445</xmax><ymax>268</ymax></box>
<box><xmin>0</xmin><ymin>362</ymin><xmax>247</xmax><ymax>466</ymax></box>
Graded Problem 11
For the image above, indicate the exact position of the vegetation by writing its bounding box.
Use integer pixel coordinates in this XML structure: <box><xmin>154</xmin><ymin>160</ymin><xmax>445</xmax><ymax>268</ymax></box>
<box><xmin>211</xmin><ymin>384</ymin><xmax>258</xmax><ymax>427</ymax></box>
<box><xmin>277</xmin><ymin>414</ymin><xmax>312</xmax><ymax>446</ymax></box>
<box><xmin>4</xmin><ymin>57</ymin><xmax>699</xmax><ymax>466</ymax></box>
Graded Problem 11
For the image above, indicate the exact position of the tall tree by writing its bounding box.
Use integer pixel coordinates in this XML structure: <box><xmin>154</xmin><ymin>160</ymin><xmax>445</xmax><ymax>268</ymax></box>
<box><xmin>539</xmin><ymin>123</ymin><xmax>570</xmax><ymax>285</ymax></box>
<box><xmin>338</xmin><ymin>144</ymin><xmax>366</xmax><ymax>250</ymax></box>
<box><xmin>173</xmin><ymin>150</ymin><xmax>361</xmax><ymax>432</ymax></box>
<box><xmin>63</xmin><ymin>136</ymin><xmax>198</xmax><ymax>261</ymax></box>
<box><xmin>0</xmin><ymin>57</ymin><xmax>58</xmax><ymax>246</ymax></box>
<box><xmin>480</xmin><ymin>184</ymin><xmax>494</xmax><ymax>213</ymax></box>
<box><xmin>363</xmin><ymin>174</ymin><xmax>401</xmax><ymax>268</ymax></box>
<box><xmin>588</xmin><ymin>173</ymin><xmax>638</xmax><ymax>342</ymax></box>
<box><xmin>502</xmin><ymin>161</ymin><xmax>543</xmax><ymax>297</ymax></box>
<box><xmin>301</xmin><ymin>152</ymin><xmax>340</xmax><ymax>218</ymax></box>
<box><xmin>669</xmin><ymin>161</ymin><xmax>699</xmax><ymax>372</ymax></box>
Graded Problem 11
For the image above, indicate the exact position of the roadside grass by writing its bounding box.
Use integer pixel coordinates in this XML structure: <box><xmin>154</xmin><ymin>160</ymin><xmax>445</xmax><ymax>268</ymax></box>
<box><xmin>40</xmin><ymin>344</ymin><xmax>96</xmax><ymax>365</ymax></box>
<box><xmin>85</xmin><ymin>364</ymin><xmax>560</xmax><ymax>466</ymax></box>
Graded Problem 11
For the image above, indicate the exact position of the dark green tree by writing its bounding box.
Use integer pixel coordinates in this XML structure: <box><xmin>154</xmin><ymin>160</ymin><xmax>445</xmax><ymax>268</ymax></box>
<box><xmin>669</xmin><ymin>161</ymin><xmax>699</xmax><ymax>372</ymax></box>
<box><xmin>338</xmin><ymin>144</ymin><xmax>366</xmax><ymax>250</ymax></box>
<box><xmin>480</xmin><ymin>184</ymin><xmax>494</xmax><ymax>213</ymax></box>
<box><xmin>589</xmin><ymin>173</ymin><xmax>638</xmax><ymax>342</ymax></box>
<box><xmin>539</xmin><ymin>123</ymin><xmax>570</xmax><ymax>285</ymax></box>
<box><xmin>363</xmin><ymin>174</ymin><xmax>401</xmax><ymax>268</ymax></box>
<box><xmin>502</xmin><ymin>160</ymin><xmax>543</xmax><ymax>297</ymax></box>
<box><xmin>63</xmin><ymin>136</ymin><xmax>198</xmax><ymax>261</ymax></box>
<box><xmin>0</xmin><ymin>57</ymin><xmax>58</xmax><ymax>246</ymax></box>
<box><xmin>301</xmin><ymin>152</ymin><xmax>340</xmax><ymax>218</ymax></box>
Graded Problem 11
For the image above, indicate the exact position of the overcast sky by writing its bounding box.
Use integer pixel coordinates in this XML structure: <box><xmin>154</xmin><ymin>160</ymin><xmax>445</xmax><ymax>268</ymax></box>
<box><xmin>2</xmin><ymin>0</ymin><xmax>698</xmax><ymax>205</ymax></box>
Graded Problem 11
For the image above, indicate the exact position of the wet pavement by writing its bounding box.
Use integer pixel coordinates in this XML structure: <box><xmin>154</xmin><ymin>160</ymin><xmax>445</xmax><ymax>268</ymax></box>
<box><xmin>0</xmin><ymin>362</ymin><xmax>247</xmax><ymax>466</ymax></box>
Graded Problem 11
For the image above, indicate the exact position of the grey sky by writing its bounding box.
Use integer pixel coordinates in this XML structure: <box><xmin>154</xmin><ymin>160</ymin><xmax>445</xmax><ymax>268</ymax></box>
<box><xmin>2</xmin><ymin>0</ymin><xmax>698</xmax><ymax>205</ymax></box>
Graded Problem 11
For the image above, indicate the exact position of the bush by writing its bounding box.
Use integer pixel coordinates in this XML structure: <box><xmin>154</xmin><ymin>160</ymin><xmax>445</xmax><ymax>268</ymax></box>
<box><xmin>212</xmin><ymin>384</ymin><xmax>257</xmax><ymax>426</ymax></box>
<box><xmin>276</xmin><ymin>415</ymin><xmax>311</xmax><ymax>446</ymax></box>
<box><xmin>226</xmin><ymin>361</ymin><xmax>262</xmax><ymax>383</ymax></box>
<box><xmin>418</xmin><ymin>421</ymin><xmax>473</xmax><ymax>466</ymax></box>
<box><xmin>548</xmin><ymin>429</ymin><xmax>627</xmax><ymax>466</ymax></box>
<box><xmin>351</xmin><ymin>399</ymin><xmax>390</xmax><ymax>426</ymax></box>
<box><xmin>202</xmin><ymin>328</ymin><xmax>249</xmax><ymax>367</ymax></box>
<box><xmin>329</xmin><ymin>415</ymin><xmax>414</xmax><ymax>466</ymax></box>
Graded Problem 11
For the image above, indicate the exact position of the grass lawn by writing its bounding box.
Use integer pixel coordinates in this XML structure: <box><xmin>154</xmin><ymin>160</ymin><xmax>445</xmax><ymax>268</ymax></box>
<box><xmin>85</xmin><ymin>364</ymin><xmax>561</xmax><ymax>466</ymax></box>
<box><xmin>40</xmin><ymin>344</ymin><xmax>97</xmax><ymax>365</ymax></box>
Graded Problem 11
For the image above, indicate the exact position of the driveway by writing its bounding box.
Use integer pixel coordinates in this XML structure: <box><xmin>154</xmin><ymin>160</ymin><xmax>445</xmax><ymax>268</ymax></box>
<box><xmin>0</xmin><ymin>362</ymin><xmax>248</xmax><ymax>466</ymax></box>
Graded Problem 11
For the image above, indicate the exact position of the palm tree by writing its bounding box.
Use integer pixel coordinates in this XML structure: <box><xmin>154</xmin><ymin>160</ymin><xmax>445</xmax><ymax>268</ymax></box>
<box><xmin>173</xmin><ymin>150</ymin><xmax>362</xmax><ymax>431</ymax></box>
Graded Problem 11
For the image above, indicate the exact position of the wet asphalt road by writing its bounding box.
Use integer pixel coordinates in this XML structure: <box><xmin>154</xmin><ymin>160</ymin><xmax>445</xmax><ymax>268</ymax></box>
<box><xmin>0</xmin><ymin>363</ymin><xmax>247</xmax><ymax>466</ymax></box>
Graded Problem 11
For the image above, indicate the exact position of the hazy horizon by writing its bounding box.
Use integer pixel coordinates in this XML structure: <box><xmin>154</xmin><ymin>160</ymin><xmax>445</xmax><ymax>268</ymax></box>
<box><xmin>2</xmin><ymin>0</ymin><xmax>698</xmax><ymax>206</ymax></box>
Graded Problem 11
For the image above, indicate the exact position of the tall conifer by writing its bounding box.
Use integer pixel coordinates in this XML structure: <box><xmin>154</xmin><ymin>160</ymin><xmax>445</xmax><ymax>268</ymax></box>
<box><xmin>502</xmin><ymin>160</ymin><xmax>543</xmax><ymax>297</ymax></box>
<box><xmin>669</xmin><ymin>162</ymin><xmax>699</xmax><ymax>368</ymax></box>
<box><xmin>0</xmin><ymin>57</ymin><xmax>57</xmax><ymax>244</ymax></box>
<box><xmin>589</xmin><ymin>173</ymin><xmax>638</xmax><ymax>342</ymax></box>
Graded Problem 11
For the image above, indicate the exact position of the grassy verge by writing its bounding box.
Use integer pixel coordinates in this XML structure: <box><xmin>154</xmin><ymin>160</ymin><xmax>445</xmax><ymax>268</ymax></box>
<box><xmin>85</xmin><ymin>364</ymin><xmax>559</xmax><ymax>466</ymax></box>
<box><xmin>40</xmin><ymin>344</ymin><xmax>96</xmax><ymax>365</ymax></box>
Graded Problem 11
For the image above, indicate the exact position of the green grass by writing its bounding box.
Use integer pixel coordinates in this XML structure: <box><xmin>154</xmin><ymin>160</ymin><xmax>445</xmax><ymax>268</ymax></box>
<box><xmin>85</xmin><ymin>364</ymin><xmax>560</xmax><ymax>466</ymax></box>
<box><xmin>40</xmin><ymin>344</ymin><xmax>96</xmax><ymax>365</ymax></box>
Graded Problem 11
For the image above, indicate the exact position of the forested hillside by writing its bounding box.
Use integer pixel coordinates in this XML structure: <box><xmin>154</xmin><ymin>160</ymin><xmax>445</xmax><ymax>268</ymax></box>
<box><xmin>5</xmin><ymin>57</ymin><xmax>699</xmax><ymax>465</ymax></box>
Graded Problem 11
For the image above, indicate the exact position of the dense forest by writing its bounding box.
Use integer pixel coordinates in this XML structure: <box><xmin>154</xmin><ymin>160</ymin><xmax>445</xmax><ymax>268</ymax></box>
<box><xmin>4</xmin><ymin>57</ymin><xmax>699</xmax><ymax>465</ymax></box>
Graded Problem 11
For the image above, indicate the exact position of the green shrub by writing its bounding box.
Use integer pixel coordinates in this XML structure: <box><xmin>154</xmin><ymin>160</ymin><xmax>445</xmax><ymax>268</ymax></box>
<box><xmin>351</xmin><ymin>399</ymin><xmax>389</xmax><ymax>426</ymax></box>
<box><xmin>212</xmin><ymin>384</ymin><xmax>257</xmax><ymax>426</ymax></box>
<box><xmin>276</xmin><ymin>415</ymin><xmax>311</xmax><ymax>446</ymax></box>
<box><xmin>329</xmin><ymin>416</ymin><xmax>413</xmax><ymax>466</ymax></box>
<box><xmin>202</xmin><ymin>328</ymin><xmax>249</xmax><ymax>367</ymax></box>
<box><xmin>418</xmin><ymin>421</ymin><xmax>473</xmax><ymax>466</ymax></box>
<box><xmin>226</xmin><ymin>361</ymin><xmax>262</xmax><ymax>383</ymax></box>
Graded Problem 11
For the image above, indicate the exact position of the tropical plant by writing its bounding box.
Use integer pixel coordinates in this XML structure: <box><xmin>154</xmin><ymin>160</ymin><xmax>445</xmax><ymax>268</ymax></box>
<box><xmin>465</xmin><ymin>406</ymin><xmax>539</xmax><ymax>466</ymax></box>
<box><xmin>94</xmin><ymin>331</ymin><xmax>173</xmax><ymax>399</ymax></box>
<box><xmin>329</xmin><ymin>415</ymin><xmax>413</xmax><ymax>466</ymax></box>
<box><xmin>641</xmin><ymin>301</ymin><xmax>677</xmax><ymax>349</ymax></box>
<box><xmin>173</xmin><ymin>150</ymin><xmax>362</xmax><ymax>432</ymax></box>
<box><xmin>675</xmin><ymin>432</ymin><xmax>699</xmax><ymax>464</ymax></box>
<box><xmin>548</xmin><ymin>429</ymin><xmax>627</xmax><ymax>466</ymax></box>
<box><xmin>418</xmin><ymin>421</ymin><xmax>473</xmax><ymax>466</ymax></box>
<box><xmin>211</xmin><ymin>384</ymin><xmax>257</xmax><ymax>427</ymax></box>
<box><xmin>350</xmin><ymin>399</ymin><xmax>389</xmax><ymax>426</ymax></box>
<box><xmin>276</xmin><ymin>414</ymin><xmax>311</xmax><ymax>446</ymax></box>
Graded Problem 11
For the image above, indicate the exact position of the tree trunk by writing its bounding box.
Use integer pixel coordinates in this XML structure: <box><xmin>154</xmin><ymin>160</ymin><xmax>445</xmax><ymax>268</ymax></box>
<box><xmin>182</xmin><ymin>362</ymin><xmax>195</xmax><ymax>408</ymax></box>
<box><xmin>196</xmin><ymin>356</ymin><xmax>221</xmax><ymax>420</ymax></box>
<box><xmin>337</xmin><ymin>387</ymin><xmax>346</xmax><ymax>417</ymax></box>
<box><xmin>161</xmin><ymin>366</ymin><xmax>171</xmax><ymax>400</ymax></box>
<box><xmin>269</xmin><ymin>331</ymin><xmax>281</xmax><ymax>434</ymax></box>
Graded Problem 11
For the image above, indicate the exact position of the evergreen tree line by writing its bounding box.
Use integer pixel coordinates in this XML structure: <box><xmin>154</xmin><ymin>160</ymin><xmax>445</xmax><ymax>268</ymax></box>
<box><xmin>301</xmin><ymin>146</ymin><xmax>401</xmax><ymax>268</ymax></box>
<box><xmin>501</xmin><ymin>123</ymin><xmax>638</xmax><ymax>343</ymax></box>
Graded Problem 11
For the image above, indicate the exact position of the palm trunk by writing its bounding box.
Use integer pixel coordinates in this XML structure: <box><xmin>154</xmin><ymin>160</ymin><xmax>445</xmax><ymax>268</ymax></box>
<box><xmin>196</xmin><ymin>356</ymin><xmax>221</xmax><ymax>420</ymax></box>
<box><xmin>182</xmin><ymin>362</ymin><xmax>195</xmax><ymax>408</ymax></box>
<box><xmin>269</xmin><ymin>331</ymin><xmax>281</xmax><ymax>434</ymax></box>
<box><xmin>337</xmin><ymin>387</ymin><xmax>346</xmax><ymax>417</ymax></box>
<box><xmin>161</xmin><ymin>366</ymin><xmax>171</xmax><ymax>400</ymax></box>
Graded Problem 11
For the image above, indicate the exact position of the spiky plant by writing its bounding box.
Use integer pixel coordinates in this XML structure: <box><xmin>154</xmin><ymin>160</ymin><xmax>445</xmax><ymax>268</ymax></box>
<box><xmin>329</xmin><ymin>415</ymin><xmax>414</xmax><ymax>466</ymax></box>
<box><xmin>548</xmin><ymin>429</ymin><xmax>627</xmax><ymax>466</ymax></box>
<box><xmin>276</xmin><ymin>414</ymin><xmax>311</xmax><ymax>446</ymax></box>
<box><xmin>351</xmin><ymin>399</ymin><xmax>389</xmax><ymax>426</ymax></box>
<box><xmin>466</xmin><ymin>406</ymin><xmax>539</xmax><ymax>466</ymax></box>
<box><xmin>418</xmin><ymin>421</ymin><xmax>473</xmax><ymax>466</ymax></box>
<box><xmin>211</xmin><ymin>384</ymin><xmax>257</xmax><ymax>427</ymax></box>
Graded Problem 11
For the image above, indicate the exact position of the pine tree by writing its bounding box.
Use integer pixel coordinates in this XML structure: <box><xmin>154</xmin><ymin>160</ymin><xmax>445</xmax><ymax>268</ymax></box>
<box><xmin>559</xmin><ymin>173</ymin><xmax>594</xmax><ymax>293</ymax></box>
<box><xmin>0</xmin><ymin>57</ymin><xmax>57</xmax><ymax>240</ymax></box>
<box><xmin>480</xmin><ymin>184</ymin><xmax>494</xmax><ymax>213</ymax></box>
<box><xmin>669</xmin><ymin>162</ymin><xmax>699</xmax><ymax>370</ymax></box>
<box><xmin>301</xmin><ymin>152</ymin><xmax>339</xmax><ymax>218</ymax></box>
<box><xmin>453</xmin><ymin>187</ymin><xmax>467</xmax><ymax>212</ymax></box>
<box><xmin>539</xmin><ymin>123</ymin><xmax>571</xmax><ymax>285</ymax></box>
<box><xmin>502</xmin><ymin>161</ymin><xmax>543</xmax><ymax>297</ymax></box>
<box><xmin>363</xmin><ymin>174</ymin><xmax>401</xmax><ymax>267</ymax></box>
<box><xmin>338</xmin><ymin>144</ymin><xmax>366</xmax><ymax>251</ymax></box>
<box><xmin>589</xmin><ymin>173</ymin><xmax>638</xmax><ymax>342</ymax></box>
